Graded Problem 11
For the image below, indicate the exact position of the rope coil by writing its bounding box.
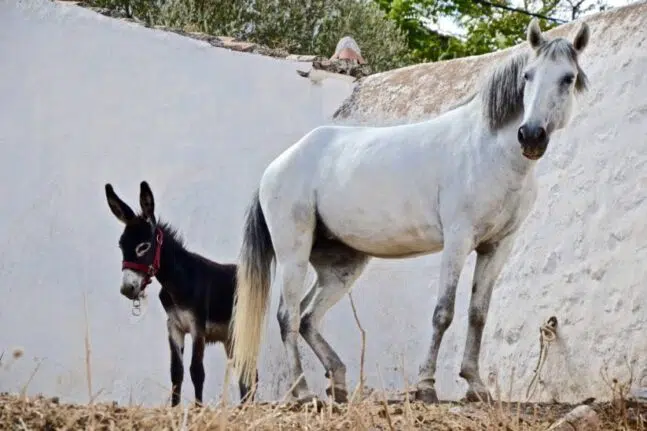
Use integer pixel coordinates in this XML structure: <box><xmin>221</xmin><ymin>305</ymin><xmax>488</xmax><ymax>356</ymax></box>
<box><xmin>525</xmin><ymin>316</ymin><xmax>558</xmax><ymax>401</ymax></box>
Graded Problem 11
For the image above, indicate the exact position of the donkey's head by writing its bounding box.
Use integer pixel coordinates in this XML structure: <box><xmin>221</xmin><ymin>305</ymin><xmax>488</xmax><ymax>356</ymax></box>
<box><xmin>105</xmin><ymin>181</ymin><xmax>162</xmax><ymax>300</ymax></box>
<box><xmin>518</xmin><ymin>18</ymin><xmax>590</xmax><ymax>160</ymax></box>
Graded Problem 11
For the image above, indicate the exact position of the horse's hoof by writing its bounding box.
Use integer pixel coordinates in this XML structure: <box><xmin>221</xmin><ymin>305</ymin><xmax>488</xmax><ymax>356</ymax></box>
<box><xmin>325</xmin><ymin>386</ymin><xmax>348</xmax><ymax>403</ymax></box>
<box><xmin>414</xmin><ymin>388</ymin><xmax>439</xmax><ymax>404</ymax></box>
<box><xmin>464</xmin><ymin>389</ymin><xmax>492</xmax><ymax>403</ymax></box>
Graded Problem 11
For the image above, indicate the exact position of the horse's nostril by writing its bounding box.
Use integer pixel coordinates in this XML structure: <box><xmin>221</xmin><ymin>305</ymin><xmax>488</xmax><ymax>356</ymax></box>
<box><xmin>537</xmin><ymin>127</ymin><xmax>547</xmax><ymax>142</ymax></box>
<box><xmin>517</xmin><ymin>127</ymin><xmax>526</xmax><ymax>143</ymax></box>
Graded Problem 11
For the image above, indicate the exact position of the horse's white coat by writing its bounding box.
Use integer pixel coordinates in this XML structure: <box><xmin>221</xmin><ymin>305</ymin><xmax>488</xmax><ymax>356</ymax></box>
<box><xmin>231</xmin><ymin>20</ymin><xmax>591</xmax><ymax>402</ymax></box>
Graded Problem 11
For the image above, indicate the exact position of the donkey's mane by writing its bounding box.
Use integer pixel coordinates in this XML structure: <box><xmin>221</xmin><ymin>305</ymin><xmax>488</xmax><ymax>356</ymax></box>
<box><xmin>145</xmin><ymin>217</ymin><xmax>186</xmax><ymax>248</ymax></box>
<box><xmin>452</xmin><ymin>37</ymin><xmax>589</xmax><ymax>131</ymax></box>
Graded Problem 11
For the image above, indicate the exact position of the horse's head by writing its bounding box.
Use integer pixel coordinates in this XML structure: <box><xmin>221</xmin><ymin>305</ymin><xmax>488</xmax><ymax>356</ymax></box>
<box><xmin>518</xmin><ymin>18</ymin><xmax>590</xmax><ymax>160</ymax></box>
<box><xmin>105</xmin><ymin>181</ymin><xmax>161</xmax><ymax>301</ymax></box>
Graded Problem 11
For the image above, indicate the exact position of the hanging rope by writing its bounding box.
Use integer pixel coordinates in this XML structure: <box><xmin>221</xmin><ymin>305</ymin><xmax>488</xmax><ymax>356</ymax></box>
<box><xmin>525</xmin><ymin>316</ymin><xmax>558</xmax><ymax>401</ymax></box>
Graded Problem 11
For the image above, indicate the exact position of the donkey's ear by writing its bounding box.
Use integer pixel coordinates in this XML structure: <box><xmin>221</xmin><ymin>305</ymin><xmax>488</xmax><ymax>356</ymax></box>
<box><xmin>139</xmin><ymin>181</ymin><xmax>156</xmax><ymax>223</ymax></box>
<box><xmin>573</xmin><ymin>22</ymin><xmax>590</xmax><ymax>53</ymax></box>
<box><xmin>527</xmin><ymin>18</ymin><xmax>545</xmax><ymax>50</ymax></box>
<box><xmin>105</xmin><ymin>183</ymin><xmax>135</xmax><ymax>224</ymax></box>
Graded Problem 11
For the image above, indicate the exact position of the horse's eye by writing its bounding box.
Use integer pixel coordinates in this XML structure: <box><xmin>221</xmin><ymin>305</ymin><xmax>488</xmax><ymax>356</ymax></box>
<box><xmin>561</xmin><ymin>74</ymin><xmax>575</xmax><ymax>86</ymax></box>
<box><xmin>135</xmin><ymin>242</ymin><xmax>151</xmax><ymax>257</ymax></box>
<box><xmin>523</xmin><ymin>71</ymin><xmax>532</xmax><ymax>81</ymax></box>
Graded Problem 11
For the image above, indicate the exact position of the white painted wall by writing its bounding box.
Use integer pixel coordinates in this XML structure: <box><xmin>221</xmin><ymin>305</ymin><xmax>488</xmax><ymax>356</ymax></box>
<box><xmin>1</xmin><ymin>0</ymin><xmax>645</xmax><ymax>407</ymax></box>
<box><xmin>0</xmin><ymin>0</ymin><xmax>354</xmax><ymax>406</ymax></box>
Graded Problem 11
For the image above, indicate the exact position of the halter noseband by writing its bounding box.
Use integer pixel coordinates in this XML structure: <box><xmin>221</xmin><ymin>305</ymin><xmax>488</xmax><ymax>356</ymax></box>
<box><xmin>122</xmin><ymin>227</ymin><xmax>164</xmax><ymax>290</ymax></box>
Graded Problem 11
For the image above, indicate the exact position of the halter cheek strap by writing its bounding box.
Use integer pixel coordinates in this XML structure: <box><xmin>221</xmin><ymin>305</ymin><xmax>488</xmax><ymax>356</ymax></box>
<box><xmin>121</xmin><ymin>227</ymin><xmax>164</xmax><ymax>290</ymax></box>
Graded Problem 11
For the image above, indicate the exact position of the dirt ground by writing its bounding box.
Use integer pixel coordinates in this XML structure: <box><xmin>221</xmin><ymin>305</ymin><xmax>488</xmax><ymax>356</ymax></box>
<box><xmin>1</xmin><ymin>392</ymin><xmax>646</xmax><ymax>431</ymax></box>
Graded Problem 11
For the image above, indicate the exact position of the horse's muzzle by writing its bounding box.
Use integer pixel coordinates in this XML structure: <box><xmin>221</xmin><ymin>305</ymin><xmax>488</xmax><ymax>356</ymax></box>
<box><xmin>518</xmin><ymin>124</ymin><xmax>548</xmax><ymax>160</ymax></box>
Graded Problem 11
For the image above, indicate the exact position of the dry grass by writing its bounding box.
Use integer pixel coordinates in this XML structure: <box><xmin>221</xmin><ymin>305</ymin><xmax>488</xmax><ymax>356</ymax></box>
<box><xmin>2</xmin><ymin>392</ymin><xmax>647</xmax><ymax>430</ymax></box>
<box><xmin>3</xmin><ymin>291</ymin><xmax>645</xmax><ymax>430</ymax></box>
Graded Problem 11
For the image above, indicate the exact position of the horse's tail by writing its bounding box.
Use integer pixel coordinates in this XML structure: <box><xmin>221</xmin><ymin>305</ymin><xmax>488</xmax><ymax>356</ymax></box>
<box><xmin>230</xmin><ymin>189</ymin><xmax>274</xmax><ymax>388</ymax></box>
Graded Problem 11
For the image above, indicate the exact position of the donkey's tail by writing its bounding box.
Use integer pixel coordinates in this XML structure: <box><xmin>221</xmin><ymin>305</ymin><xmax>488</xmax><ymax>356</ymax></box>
<box><xmin>230</xmin><ymin>189</ymin><xmax>275</xmax><ymax>388</ymax></box>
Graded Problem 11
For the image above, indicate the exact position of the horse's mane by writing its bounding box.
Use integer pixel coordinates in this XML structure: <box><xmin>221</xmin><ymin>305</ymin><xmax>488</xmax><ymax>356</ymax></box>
<box><xmin>455</xmin><ymin>37</ymin><xmax>589</xmax><ymax>131</ymax></box>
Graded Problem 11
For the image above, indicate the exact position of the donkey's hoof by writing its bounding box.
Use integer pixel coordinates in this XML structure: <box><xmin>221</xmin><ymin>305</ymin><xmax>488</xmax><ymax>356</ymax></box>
<box><xmin>464</xmin><ymin>389</ymin><xmax>492</xmax><ymax>403</ymax></box>
<box><xmin>289</xmin><ymin>395</ymin><xmax>325</xmax><ymax>411</ymax></box>
<box><xmin>415</xmin><ymin>388</ymin><xmax>439</xmax><ymax>404</ymax></box>
<box><xmin>325</xmin><ymin>386</ymin><xmax>348</xmax><ymax>403</ymax></box>
<box><xmin>295</xmin><ymin>393</ymin><xmax>318</xmax><ymax>405</ymax></box>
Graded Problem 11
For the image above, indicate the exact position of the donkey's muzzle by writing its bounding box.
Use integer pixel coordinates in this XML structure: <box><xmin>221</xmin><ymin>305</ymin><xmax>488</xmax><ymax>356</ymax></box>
<box><xmin>120</xmin><ymin>284</ymin><xmax>139</xmax><ymax>300</ymax></box>
<box><xmin>517</xmin><ymin>124</ymin><xmax>548</xmax><ymax>160</ymax></box>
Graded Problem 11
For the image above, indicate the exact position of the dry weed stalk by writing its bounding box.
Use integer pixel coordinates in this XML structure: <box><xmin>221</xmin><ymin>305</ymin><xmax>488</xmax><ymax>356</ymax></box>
<box><xmin>600</xmin><ymin>355</ymin><xmax>636</xmax><ymax>429</ymax></box>
<box><xmin>348</xmin><ymin>291</ymin><xmax>366</xmax><ymax>401</ymax></box>
<box><xmin>83</xmin><ymin>291</ymin><xmax>93</xmax><ymax>404</ymax></box>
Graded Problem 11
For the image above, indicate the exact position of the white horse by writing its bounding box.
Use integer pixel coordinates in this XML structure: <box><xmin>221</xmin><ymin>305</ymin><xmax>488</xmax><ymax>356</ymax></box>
<box><xmin>230</xmin><ymin>19</ymin><xmax>591</xmax><ymax>404</ymax></box>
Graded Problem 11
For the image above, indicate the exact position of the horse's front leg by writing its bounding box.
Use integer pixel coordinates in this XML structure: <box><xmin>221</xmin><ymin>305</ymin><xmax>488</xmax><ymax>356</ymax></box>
<box><xmin>167</xmin><ymin>321</ymin><xmax>185</xmax><ymax>407</ymax></box>
<box><xmin>416</xmin><ymin>233</ymin><xmax>474</xmax><ymax>403</ymax></box>
<box><xmin>189</xmin><ymin>335</ymin><xmax>206</xmax><ymax>406</ymax></box>
<box><xmin>460</xmin><ymin>234</ymin><xmax>516</xmax><ymax>402</ymax></box>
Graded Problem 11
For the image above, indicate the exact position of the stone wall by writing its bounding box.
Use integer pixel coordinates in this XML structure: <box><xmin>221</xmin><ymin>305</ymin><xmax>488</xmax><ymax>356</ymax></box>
<box><xmin>333</xmin><ymin>0</ymin><xmax>647</xmax><ymax>403</ymax></box>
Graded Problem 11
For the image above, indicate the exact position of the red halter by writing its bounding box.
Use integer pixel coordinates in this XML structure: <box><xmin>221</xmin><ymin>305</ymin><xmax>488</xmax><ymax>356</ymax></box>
<box><xmin>122</xmin><ymin>227</ymin><xmax>164</xmax><ymax>289</ymax></box>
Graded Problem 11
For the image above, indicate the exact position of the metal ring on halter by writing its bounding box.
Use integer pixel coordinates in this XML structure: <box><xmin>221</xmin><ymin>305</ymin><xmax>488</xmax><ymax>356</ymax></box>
<box><xmin>132</xmin><ymin>298</ymin><xmax>142</xmax><ymax>316</ymax></box>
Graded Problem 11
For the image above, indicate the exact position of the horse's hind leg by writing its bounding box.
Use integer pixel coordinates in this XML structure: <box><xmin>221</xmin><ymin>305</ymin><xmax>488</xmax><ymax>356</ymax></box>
<box><xmin>460</xmin><ymin>235</ymin><xmax>516</xmax><ymax>402</ymax></box>
<box><xmin>299</xmin><ymin>243</ymin><xmax>369</xmax><ymax>403</ymax></box>
<box><xmin>266</xmin><ymin>206</ymin><xmax>317</xmax><ymax>402</ymax></box>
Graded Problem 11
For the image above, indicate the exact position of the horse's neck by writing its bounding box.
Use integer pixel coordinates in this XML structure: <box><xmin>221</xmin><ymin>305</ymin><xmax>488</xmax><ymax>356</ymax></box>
<box><xmin>491</xmin><ymin>117</ymin><xmax>538</xmax><ymax>179</ymax></box>
<box><xmin>458</xmin><ymin>99</ymin><xmax>536</xmax><ymax>180</ymax></box>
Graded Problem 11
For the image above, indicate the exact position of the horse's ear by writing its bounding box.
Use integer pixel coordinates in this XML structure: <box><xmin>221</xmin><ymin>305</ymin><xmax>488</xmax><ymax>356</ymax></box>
<box><xmin>527</xmin><ymin>18</ymin><xmax>545</xmax><ymax>50</ymax></box>
<box><xmin>573</xmin><ymin>22</ymin><xmax>590</xmax><ymax>53</ymax></box>
<box><xmin>139</xmin><ymin>181</ymin><xmax>156</xmax><ymax>223</ymax></box>
<box><xmin>105</xmin><ymin>183</ymin><xmax>135</xmax><ymax>225</ymax></box>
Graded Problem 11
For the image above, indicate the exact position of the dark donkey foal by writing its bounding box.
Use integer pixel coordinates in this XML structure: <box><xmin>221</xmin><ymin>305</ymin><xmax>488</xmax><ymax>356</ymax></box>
<box><xmin>104</xmin><ymin>181</ymin><xmax>258</xmax><ymax>406</ymax></box>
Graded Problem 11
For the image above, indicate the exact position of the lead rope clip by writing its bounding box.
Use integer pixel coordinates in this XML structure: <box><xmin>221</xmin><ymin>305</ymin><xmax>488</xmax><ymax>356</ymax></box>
<box><xmin>132</xmin><ymin>298</ymin><xmax>142</xmax><ymax>316</ymax></box>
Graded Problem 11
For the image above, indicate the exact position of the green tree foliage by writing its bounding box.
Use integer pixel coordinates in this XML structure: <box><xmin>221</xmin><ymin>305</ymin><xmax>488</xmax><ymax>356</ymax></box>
<box><xmin>87</xmin><ymin>0</ymin><xmax>608</xmax><ymax>73</ymax></box>
<box><xmin>88</xmin><ymin>0</ymin><xmax>410</xmax><ymax>72</ymax></box>
<box><xmin>374</xmin><ymin>0</ymin><xmax>606</xmax><ymax>62</ymax></box>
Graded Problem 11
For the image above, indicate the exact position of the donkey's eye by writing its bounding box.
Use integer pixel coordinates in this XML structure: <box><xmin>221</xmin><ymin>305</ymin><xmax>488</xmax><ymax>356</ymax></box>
<box><xmin>561</xmin><ymin>74</ymin><xmax>575</xmax><ymax>86</ymax></box>
<box><xmin>135</xmin><ymin>242</ymin><xmax>151</xmax><ymax>257</ymax></box>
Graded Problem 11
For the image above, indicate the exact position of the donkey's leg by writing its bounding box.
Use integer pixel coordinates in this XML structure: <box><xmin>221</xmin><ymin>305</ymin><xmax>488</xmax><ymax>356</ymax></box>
<box><xmin>460</xmin><ymin>235</ymin><xmax>516</xmax><ymax>402</ymax></box>
<box><xmin>167</xmin><ymin>320</ymin><xmax>185</xmax><ymax>407</ymax></box>
<box><xmin>416</xmin><ymin>234</ymin><xmax>474</xmax><ymax>403</ymax></box>
<box><xmin>225</xmin><ymin>337</ymin><xmax>259</xmax><ymax>403</ymax></box>
<box><xmin>189</xmin><ymin>335</ymin><xmax>206</xmax><ymax>406</ymax></box>
<box><xmin>300</xmin><ymin>247</ymin><xmax>369</xmax><ymax>403</ymax></box>
<box><xmin>237</xmin><ymin>368</ymin><xmax>259</xmax><ymax>403</ymax></box>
